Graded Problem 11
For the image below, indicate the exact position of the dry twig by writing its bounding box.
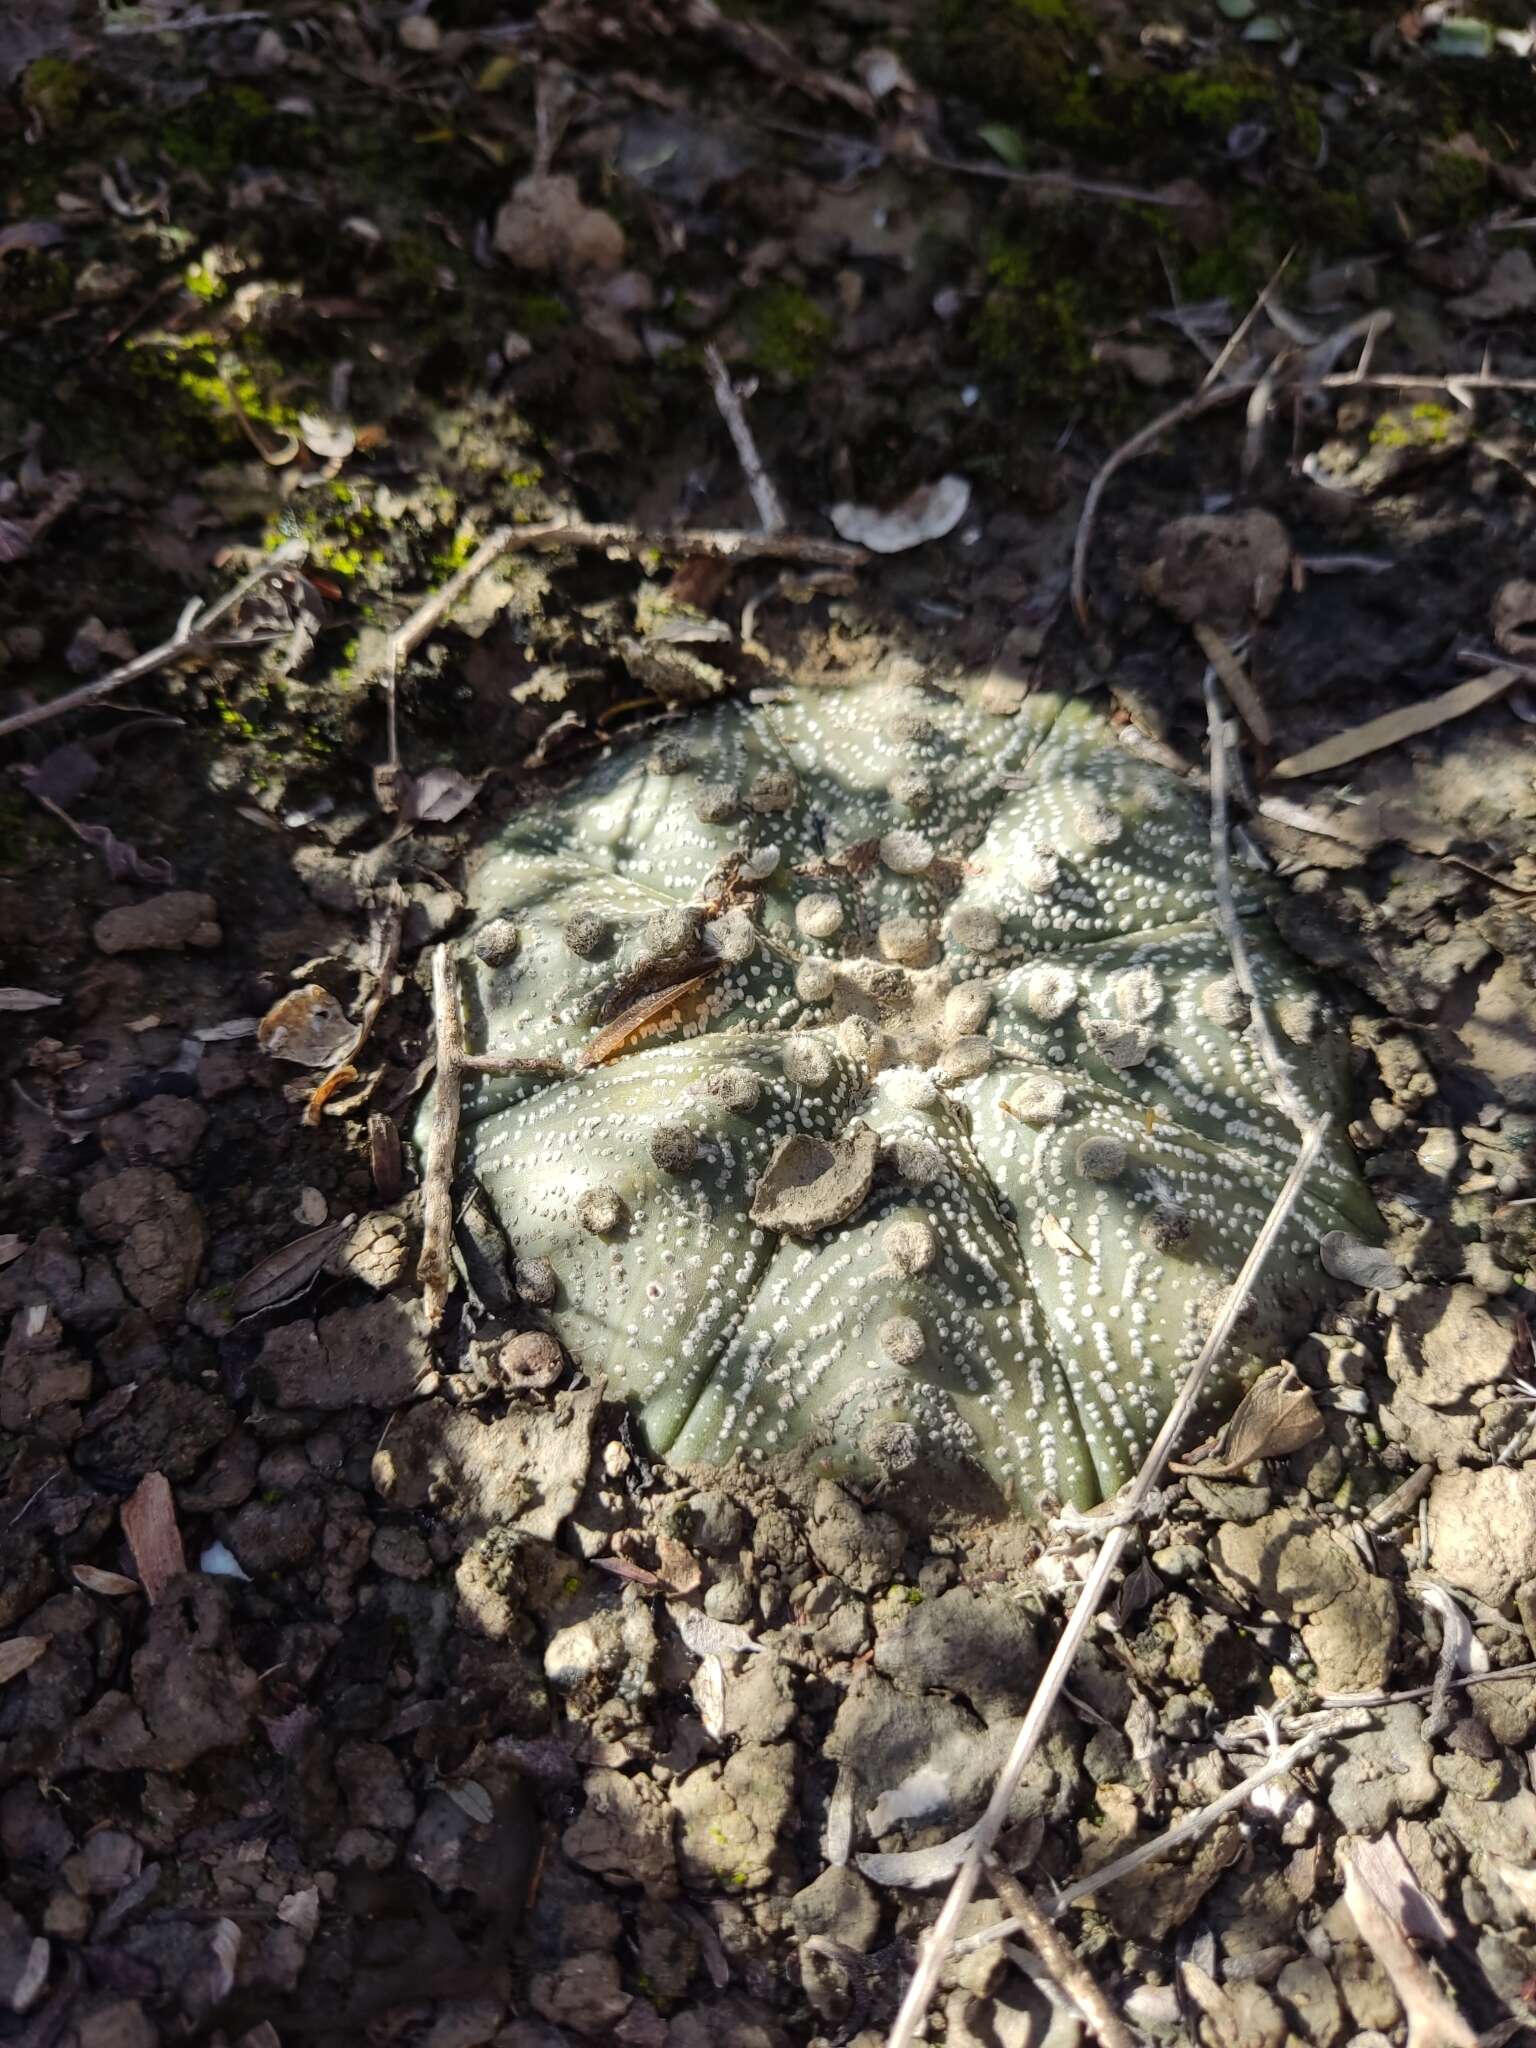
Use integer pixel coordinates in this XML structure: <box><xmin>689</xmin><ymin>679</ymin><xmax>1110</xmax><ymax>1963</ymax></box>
<box><xmin>1340</xmin><ymin>1845</ymin><xmax>1477</xmax><ymax>2048</ymax></box>
<box><xmin>704</xmin><ymin>344</ymin><xmax>786</xmax><ymax>534</ymax></box>
<box><xmin>1271</xmin><ymin>668</ymin><xmax>1518</xmax><ymax>780</ymax></box>
<box><xmin>885</xmin><ymin>656</ymin><xmax>1331</xmax><ymax>2046</ymax></box>
<box><xmin>984</xmin><ymin>1857</ymin><xmax>1135</xmax><ymax>2048</ymax></box>
<box><xmin>1199</xmin><ymin>243</ymin><xmax>1296</xmax><ymax>393</ymax></box>
<box><xmin>960</xmin><ymin>1722</ymin><xmax>1356</xmax><ymax>1962</ymax></box>
<box><xmin>0</xmin><ymin>542</ymin><xmax>307</xmax><ymax>742</ymax></box>
<box><xmin>416</xmin><ymin>946</ymin><xmax>463</xmax><ymax>1329</ymax></box>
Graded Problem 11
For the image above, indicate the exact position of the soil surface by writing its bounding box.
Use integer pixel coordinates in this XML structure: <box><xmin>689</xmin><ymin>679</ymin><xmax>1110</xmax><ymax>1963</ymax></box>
<box><xmin>4</xmin><ymin>4</ymin><xmax>1536</xmax><ymax>2047</ymax></box>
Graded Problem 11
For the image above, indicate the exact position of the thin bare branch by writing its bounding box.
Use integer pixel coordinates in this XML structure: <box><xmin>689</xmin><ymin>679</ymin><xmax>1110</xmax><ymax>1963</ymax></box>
<box><xmin>704</xmin><ymin>344</ymin><xmax>786</xmax><ymax>534</ymax></box>
<box><xmin>0</xmin><ymin>542</ymin><xmax>307</xmax><ymax>742</ymax></box>
<box><xmin>985</xmin><ymin>1857</ymin><xmax>1136</xmax><ymax>2048</ymax></box>
<box><xmin>416</xmin><ymin>946</ymin><xmax>463</xmax><ymax>1329</ymax></box>
<box><xmin>961</xmin><ymin>1721</ymin><xmax>1357</xmax><ymax>1960</ymax></box>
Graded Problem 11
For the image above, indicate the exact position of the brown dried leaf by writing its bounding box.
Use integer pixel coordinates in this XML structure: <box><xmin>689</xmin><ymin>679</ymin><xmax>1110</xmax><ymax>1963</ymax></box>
<box><xmin>258</xmin><ymin>984</ymin><xmax>354</xmax><ymax>1067</ymax></box>
<box><xmin>230</xmin><ymin>1217</ymin><xmax>352</xmax><ymax>1318</ymax></box>
<box><xmin>1041</xmin><ymin>1213</ymin><xmax>1088</xmax><ymax>1260</ymax></box>
<box><xmin>0</xmin><ymin>1637</ymin><xmax>49</xmax><ymax>1685</ymax></box>
<box><xmin>575</xmin><ymin>968</ymin><xmax>719</xmax><ymax>1070</ymax></box>
<box><xmin>592</xmin><ymin>1554</ymin><xmax>663</xmax><ymax>1589</ymax></box>
<box><xmin>121</xmin><ymin>1473</ymin><xmax>185</xmax><ymax>1603</ymax></box>
<box><xmin>72</xmin><ymin>1564</ymin><xmax>142</xmax><ymax>1598</ymax></box>
<box><xmin>369</xmin><ymin>1113</ymin><xmax>403</xmax><ymax>1202</ymax></box>
<box><xmin>1272</xmin><ymin>669</ymin><xmax>1518</xmax><ymax>780</ymax></box>
<box><xmin>302</xmin><ymin>1061</ymin><xmax>359</xmax><ymax>1126</ymax></box>
<box><xmin>1170</xmin><ymin>1362</ymin><xmax>1323</xmax><ymax>1477</ymax></box>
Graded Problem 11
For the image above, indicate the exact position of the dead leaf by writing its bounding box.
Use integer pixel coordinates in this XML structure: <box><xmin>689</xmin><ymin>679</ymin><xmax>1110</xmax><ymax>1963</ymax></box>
<box><xmin>1193</xmin><ymin>620</ymin><xmax>1273</xmax><ymax>746</ymax></box>
<box><xmin>258</xmin><ymin>984</ymin><xmax>354</xmax><ymax>1067</ymax></box>
<box><xmin>0</xmin><ymin>1235</ymin><xmax>26</xmax><ymax>1268</ymax></box>
<box><xmin>1042</xmin><ymin>1213</ymin><xmax>1087</xmax><ymax>1259</ymax></box>
<box><xmin>0</xmin><ymin>1638</ymin><xmax>49</xmax><ymax>1685</ymax></box>
<box><xmin>72</xmin><ymin>1564</ymin><xmax>142</xmax><ymax>1598</ymax></box>
<box><xmin>370</xmin><ymin>1113</ymin><xmax>403</xmax><ymax>1202</ymax></box>
<box><xmin>302</xmin><ymin>1061</ymin><xmax>359</xmax><ymax>1125</ymax></box>
<box><xmin>1341</xmin><ymin>1841</ymin><xmax>1475</xmax><ymax>2048</ymax></box>
<box><xmin>121</xmin><ymin>1473</ymin><xmax>185</xmax><ymax>1603</ymax></box>
<box><xmin>592</xmin><ymin>1554</ymin><xmax>664</xmax><ymax>1589</ymax></box>
<box><xmin>692</xmin><ymin>1652</ymin><xmax>726</xmax><ymax>1739</ymax></box>
<box><xmin>575</xmin><ymin>968</ymin><xmax>719</xmax><ymax>1070</ymax></box>
<box><xmin>230</xmin><ymin>1216</ymin><xmax>352</xmax><ymax>1318</ymax></box>
<box><xmin>1170</xmin><ymin>1362</ymin><xmax>1323</xmax><ymax>1477</ymax></box>
<box><xmin>669</xmin><ymin>1604</ymin><xmax>763</xmax><ymax>1659</ymax></box>
<box><xmin>0</xmin><ymin>989</ymin><xmax>61</xmax><ymax>1010</ymax></box>
<box><xmin>1272</xmin><ymin>669</ymin><xmax>1518</xmax><ymax>780</ymax></box>
<box><xmin>0</xmin><ymin>221</ymin><xmax>65</xmax><ymax>255</ymax></box>
<box><xmin>400</xmin><ymin>764</ymin><xmax>487</xmax><ymax>824</ymax></box>
<box><xmin>829</xmin><ymin>475</ymin><xmax>970</xmax><ymax>554</ymax></box>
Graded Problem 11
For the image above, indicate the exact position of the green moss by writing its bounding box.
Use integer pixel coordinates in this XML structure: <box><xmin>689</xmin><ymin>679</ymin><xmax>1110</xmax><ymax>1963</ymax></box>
<box><xmin>183</xmin><ymin>262</ymin><xmax>227</xmax><ymax>304</ymax></box>
<box><xmin>160</xmin><ymin>85</ymin><xmax>275</xmax><ymax>180</ymax></box>
<box><xmin>0</xmin><ymin>251</ymin><xmax>73</xmax><ymax>328</ymax></box>
<box><xmin>737</xmin><ymin>284</ymin><xmax>834</xmax><ymax>383</ymax></box>
<box><xmin>20</xmin><ymin>56</ymin><xmax>87</xmax><ymax>127</ymax></box>
<box><xmin>508</xmin><ymin>292</ymin><xmax>572</xmax><ymax>342</ymax></box>
<box><xmin>1369</xmin><ymin>401</ymin><xmax>1457</xmax><ymax>451</ymax></box>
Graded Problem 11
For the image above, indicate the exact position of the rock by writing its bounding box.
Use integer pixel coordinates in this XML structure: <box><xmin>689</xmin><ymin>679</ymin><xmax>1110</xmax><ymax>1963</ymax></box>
<box><xmin>672</xmin><ymin>1743</ymin><xmax>795</xmax><ymax>1891</ymax></box>
<box><xmin>225</xmin><ymin>1491</ymin><xmax>324</xmax><ymax>1575</ymax></box>
<box><xmin>664</xmin><ymin>1998</ymin><xmax>791</xmax><ymax>2048</ymax></box>
<box><xmin>70</xmin><ymin>1576</ymin><xmax>256</xmax><ymax>1772</ymax></box>
<box><xmin>1210</xmin><ymin>1507</ymin><xmax>1397</xmax><ymax>1694</ymax></box>
<box><xmin>1449</xmin><ymin>246</ymin><xmax>1536</xmax><ymax>321</ymax></box>
<box><xmin>1426</xmin><ymin>1465</ymin><xmax>1536</xmax><ymax>1610</ymax></box>
<box><xmin>529</xmin><ymin>1951</ymin><xmax>631</xmax><ymax>2037</ymax></box>
<box><xmin>494</xmin><ymin>173</ymin><xmax>625</xmax><ymax>277</ymax></box>
<box><xmin>76</xmin><ymin>2003</ymin><xmax>160</xmax><ymax>2048</ymax></box>
<box><xmin>336</xmin><ymin>1739</ymin><xmax>416</xmax><ymax>1831</ymax></box>
<box><xmin>78</xmin><ymin>1168</ymin><xmax>205</xmax><ymax>1321</ymax></box>
<box><xmin>789</xmin><ymin>1866</ymin><xmax>881</xmax><ymax>1952</ymax></box>
<box><xmin>564</xmin><ymin>1768</ymin><xmax>677</xmax><ymax>1895</ymax></box>
<box><xmin>72</xmin><ymin>1376</ymin><xmax>232</xmax><ymax>1483</ymax></box>
<box><xmin>99</xmin><ymin>1096</ymin><xmax>209</xmax><ymax>1170</ymax></box>
<box><xmin>372</xmin><ymin>1389</ymin><xmax>599</xmax><ymax>1542</ymax></box>
<box><xmin>681</xmin><ymin>1488</ymin><xmax>746</xmax><ymax>1556</ymax></box>
<box><xmin>93</xmin><ymin>892</ymin><xmax>221</xmax><ymax>955</ymax></box>
<box><xmin>720</xmin><ymin>1653</ymin><xmax>796</xmax><ymax>1745</ymax></box>
<box><xmin>1141</xmin><ymin>508</ymin><xmax>1291</xmax><ymax>635</ymax></box>
<box><xmin>807</xmin><ymin>1481</ymin><xmax>905</xmax><ymax>1594</ymax></box>
<box><xmin>874</xmin><ymin>1584</ymin><xmax>1040</xmax><ymax>1723</ymax></box>
<box><xmin>327</xmin><ymin>1212</ymin><xmax>409</xmax><ymax>1291</ymax></box>
<box><xmin>1276</xmin><ymin>1957</ymin><xmax>1345</xmax><ymax>2048</ymax></box>
<box><xmin>256</xmin><ymin>1295</ymin><xmax>430</xmax><ymax>1410</ymax></box>
<box><xmin>1385</xmin><ymin>1285</ymin><xmax>1521</xmax><ymax>1407</ymax></box>
<box><xmin>1324</xmin><ymin>1705</ymin><xmax>1438</xmax><ymax>1835</ymax></box>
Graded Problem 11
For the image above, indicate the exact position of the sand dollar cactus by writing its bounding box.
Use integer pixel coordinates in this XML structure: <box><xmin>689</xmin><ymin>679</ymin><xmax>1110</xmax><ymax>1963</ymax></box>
<box><xmin>437</xmin><ymin>674</ymin><xmax>1378</xmax><ymax>1510</ymax></box>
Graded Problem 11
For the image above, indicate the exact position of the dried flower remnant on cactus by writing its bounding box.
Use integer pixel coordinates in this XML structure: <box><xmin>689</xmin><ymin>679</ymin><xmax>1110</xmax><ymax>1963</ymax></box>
<box><xmin>431</xmin><ymin>676</ymin><xmax>1379</xmax><ymax>1510</ymax></box>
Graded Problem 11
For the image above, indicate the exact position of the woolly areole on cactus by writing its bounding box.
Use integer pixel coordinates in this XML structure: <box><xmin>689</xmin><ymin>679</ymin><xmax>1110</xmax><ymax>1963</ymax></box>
<box><xmin>436</xmin><ymin>673</ymin><xmax>1378</xmax><ymax>1511</ymax></box>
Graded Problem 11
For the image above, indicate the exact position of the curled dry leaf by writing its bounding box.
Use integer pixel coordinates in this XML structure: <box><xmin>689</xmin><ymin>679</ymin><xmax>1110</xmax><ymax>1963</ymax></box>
<box><xmin>73</xmin><ymin>1564</ymin><xmax>142</xmax><ymax>1597</ymax></box>
<box><xmin>0</xmin><ymin>1638</ymin><xmax>49</xmax><ymax>1686</ymax></box>
<box><xmin>0</xmin><ymin>988</ymin><xmax>62</xmax><ymax>1011</ymax></box>
<box><xmin>121</xmin><ymin>1472</ymin><xmax>185</xmax><ymax>1603</ymax></box>
<box><xmin>258</xmin><ymin>984</ymin><xmax>354</xmax><ymax>1067</ymax></box>
<box><xmin>1041</xmin><ymin>1213</ymin><xmax>1088</xmax><ymax>1260</ymax></box>
<box><xmin>1170</xmin><ymin>1361</ymin><xmax>1323</xmax><ymax>1477</ymax></box>
<box><xmin>669</xmin><ymin>1604</ymin><xmax>763</xmax><ymax>1660</ymax></box>
<box><xmin>829</xmin><ymin>475</ymin><xmax>971</xmax><ymax>554</ymax></box>
<box><xmin>575</xmin><ymin>969</ymin><xmax>720</xmax><ymax>1071</ymax></box>
<box><xmin>856</xmin><ymin>1820</ymin><xmax>980</xmax><ymax>1891</ymax></box>
<box><xmin>230</xmin><ymin>1216</ymin><xmax>353</xmax><ymax>1318</ymax></box>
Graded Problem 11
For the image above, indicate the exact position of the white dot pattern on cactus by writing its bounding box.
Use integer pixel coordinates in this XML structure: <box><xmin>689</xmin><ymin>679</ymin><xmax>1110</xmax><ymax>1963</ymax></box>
<box><xmin>439</xmin><ymin>675</ymin><xmax>1379</xmax><ymax>1509</ymax></box>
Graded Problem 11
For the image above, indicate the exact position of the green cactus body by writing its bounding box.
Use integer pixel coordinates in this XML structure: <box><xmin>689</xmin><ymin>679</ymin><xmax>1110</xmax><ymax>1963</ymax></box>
<box><xmin>435</xmin><ymin>676</ymin><xmax>1378</xmax><ymax>1510</ymax></box>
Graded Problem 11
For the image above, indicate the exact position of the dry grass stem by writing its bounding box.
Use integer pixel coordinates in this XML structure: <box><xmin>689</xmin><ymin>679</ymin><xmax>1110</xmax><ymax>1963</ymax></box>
<box><xmin>1271</xmin><ymin>668</ymin><xmax>1518</xmax><ymax>780</ymax></box>
<box><xmin>416</xmin><ymin>945</ymin><xmax>463</xmax><ymax>1329</ymax></box>
<box><xmin>704</xmin><ymin>344</ymin><xmax>786</xmax><ymax>533</ymax></box>
<box><xmin>1199</xmin><ymin>243</ymin><xmax>1296</xmax><ymax>393</ymax></box>
<box><xmin>984</xmin><ymin>1857</ymin><xmax>1136</xmax><ymax>2048</ymax></box>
